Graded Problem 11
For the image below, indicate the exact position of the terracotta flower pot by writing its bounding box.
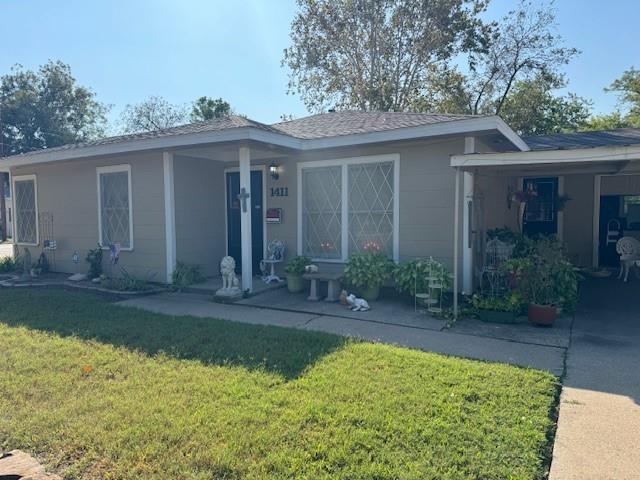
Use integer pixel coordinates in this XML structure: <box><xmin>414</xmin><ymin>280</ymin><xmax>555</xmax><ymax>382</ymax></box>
<box><xmin>528</xmin><ymin>303</ymin><xmax>557</xmax><ymax>326</ymax></box>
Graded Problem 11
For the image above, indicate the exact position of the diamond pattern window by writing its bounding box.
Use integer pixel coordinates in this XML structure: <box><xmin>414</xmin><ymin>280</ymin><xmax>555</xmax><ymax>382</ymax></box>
<box><xmin>300</xmin><ymin>156</ymin><xmax>397</xmax><ymax>261</ymax></box>
<box><xmin>301</xmin><ymin>166</ymin><xmax>342</xmax><ymax>259</ymax></box>
<box><xmin>14</xmin><ymin>177</ymin><xmax>37</xmax><ymax>244</ymax></box>
<box><xmin>98</xmin><ymin>167</ymin><xmax>132</xmax><ymax>249</ymax></box>
<box><xmin>348</xmin><ymin>162</ymin><xmax>394</xmax><ymax>256</ymax></box>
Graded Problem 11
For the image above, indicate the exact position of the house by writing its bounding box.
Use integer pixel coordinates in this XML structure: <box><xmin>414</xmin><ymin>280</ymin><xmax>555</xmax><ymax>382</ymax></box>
<box><xmin>1</xmin><ymin>112</ymin><xmax>639</xmax><ymax>304</ymax></box>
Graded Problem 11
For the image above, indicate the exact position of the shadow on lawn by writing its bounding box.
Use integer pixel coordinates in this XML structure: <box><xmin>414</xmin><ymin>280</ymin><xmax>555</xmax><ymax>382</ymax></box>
<box><xmin>0</xmin><ymin>288</ymin><xmax>348</xmax><ymax>380</ymax></box>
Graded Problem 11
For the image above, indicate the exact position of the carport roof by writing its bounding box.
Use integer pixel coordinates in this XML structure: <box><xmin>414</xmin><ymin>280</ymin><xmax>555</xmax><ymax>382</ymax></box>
<box><xmin>523</xmin><ymin>128</ymin><xmax>640</xmax><ymax>151</ymax></box>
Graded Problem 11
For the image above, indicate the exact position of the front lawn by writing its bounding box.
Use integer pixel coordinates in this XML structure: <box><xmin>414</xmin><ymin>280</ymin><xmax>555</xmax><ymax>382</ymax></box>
<box><xmin>0</xmin><ymin>289</ymin><xmax>558</xmax><ymax>479</ymax></box>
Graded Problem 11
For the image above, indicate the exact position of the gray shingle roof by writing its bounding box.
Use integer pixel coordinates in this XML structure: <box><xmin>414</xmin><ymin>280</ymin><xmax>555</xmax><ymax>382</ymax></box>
<box><xmin>523</xmin><ymin>128</ymin><xmax>640</xmax><ymax>151</ymax></box>
<box><xmin>271</xmin><ymin>111</ymin><xmax>478</xmax><ymax>139</ymax></box>
<box><xmin>9</xmin><ymin>115</ymin><xmax>282</xmax><ymax>158</ymax></box>
<box><xmin>6</xmin><ymin>111</ymin><xmax>482</xmax><ymax>159</ymax></box>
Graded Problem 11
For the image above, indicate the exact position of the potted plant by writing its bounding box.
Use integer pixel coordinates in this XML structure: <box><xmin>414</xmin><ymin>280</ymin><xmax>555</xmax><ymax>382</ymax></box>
<box><xmin>393</xmin><ymin>257</ymin><xmax>452</xmax><ymax>298</ymax></box>
<box><xmin>472</xmin><ymin>293</ymin><xmax>523</xmax><ymax>324</ymax></box>
<box><xmin>344</xmin><ymin>252</ymin><xmax>394</xmax><ymax>301</ymax></box>
<box><xmin>516</xmin><ymin>237</ymin><xmax>579</xmax><ymax>326</ymax></box>
<box><xmin>284</xmin><ymin>255</ymin><xmax>311</xmax><ymax>293</ymax></box>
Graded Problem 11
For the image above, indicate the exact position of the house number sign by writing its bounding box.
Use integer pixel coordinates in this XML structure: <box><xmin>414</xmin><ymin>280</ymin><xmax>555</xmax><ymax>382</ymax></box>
<box><xmin>270</xmin><ymin>187</ymin><xmax>289</xmax><ymax>197</ymax></box>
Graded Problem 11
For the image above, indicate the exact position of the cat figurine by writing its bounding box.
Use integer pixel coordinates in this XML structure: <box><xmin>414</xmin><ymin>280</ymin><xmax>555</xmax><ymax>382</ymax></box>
<box><xmin>346</xmin><ymin>293</ymin><xmax>370</xmax><ymax>312</ymax></box>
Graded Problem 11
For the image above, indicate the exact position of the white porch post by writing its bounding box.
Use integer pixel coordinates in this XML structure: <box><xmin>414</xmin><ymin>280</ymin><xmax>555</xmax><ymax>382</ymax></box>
<box><xmin>239</xmin><ymin>146</ymin><xmax>253</xmax><ymax>292</ymax></box>
<box><xmin>453</xmin><ymin>167</ymin><xmax>461</xmax><ymax>319</ymax></box>
<box><xmin>462</xmin><ymin>137</ymin><xmax>476</xmax><ymax>295</ymax></box>
<box><xmin>462</xmin><ymin>137</ymin><xmax>475</xmax><ymax>294</ymax></box>
<box><xmin>163</xmin><ymin>152</ymin><xmax>176</xmax><ymax>283</ymax></box>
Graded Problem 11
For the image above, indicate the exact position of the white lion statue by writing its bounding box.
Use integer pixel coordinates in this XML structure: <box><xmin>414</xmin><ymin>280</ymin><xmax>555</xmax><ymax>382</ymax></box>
<box><xmin>220</xmin><ymin>256</ymin><xmax>240</xmax><ymax>290</ymax></box>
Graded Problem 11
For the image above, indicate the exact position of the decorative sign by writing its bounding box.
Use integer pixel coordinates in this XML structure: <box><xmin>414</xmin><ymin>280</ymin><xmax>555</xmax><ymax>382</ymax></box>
<box><xmin>270</xmin><ymin>187</ymin><xmax>289</xmax><ymax>197</ymax></box>
<box><xmin>72</xmin><ymin>251</ymin><xmax>79</xmax><ymax>264</ymax></box>
<box><xmin>43</xmin><ymin>239</ymin><xmax>57</xmax><ymax>251</ymax></box>
<box><xmin>266</xmin><ymin>208</ymin><xmax>283</xmax><ymax>224</ymax></box>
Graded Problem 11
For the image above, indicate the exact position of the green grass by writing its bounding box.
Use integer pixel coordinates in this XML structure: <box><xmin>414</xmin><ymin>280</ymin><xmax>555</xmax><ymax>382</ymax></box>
<box><xmin>0</xmin><ymin>289</ymin><xmax>558</xmax><ymax>479</ymax></box>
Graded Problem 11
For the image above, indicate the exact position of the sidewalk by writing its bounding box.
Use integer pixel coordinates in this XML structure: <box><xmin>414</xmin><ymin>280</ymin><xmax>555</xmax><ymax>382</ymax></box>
<box><xmin>118</xmin><ymin>292</ymin><xmax>566</xmax><ymax>375</ymax></box>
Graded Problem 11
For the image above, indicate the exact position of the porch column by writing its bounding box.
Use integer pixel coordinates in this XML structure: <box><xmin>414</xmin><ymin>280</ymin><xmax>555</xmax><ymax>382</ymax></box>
<box><xmin>462</xmin><ymin>137</ymin><xmax>476</xmax><ymax>294</ymax></box>
<box><xmin>163</xmin><ymin>152</ymin><xmax>176</xmax><ymax>283</ymax></box>
<box><xmin>239</xmin><ymin>146</ymin><xmax>253</xmax><ymax>292</ymax></box>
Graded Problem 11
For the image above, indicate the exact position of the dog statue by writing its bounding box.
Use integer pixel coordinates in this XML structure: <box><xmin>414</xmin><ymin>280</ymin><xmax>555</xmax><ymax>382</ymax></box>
<box><xmin>346</xmin><ymin>293</ymin><xmax>370</xmax><ymax>311</ymax></box>
<box><xmin>304</xmin><ymin>264</ymin><xmax>319</xmax><ymax>273</ymax></box>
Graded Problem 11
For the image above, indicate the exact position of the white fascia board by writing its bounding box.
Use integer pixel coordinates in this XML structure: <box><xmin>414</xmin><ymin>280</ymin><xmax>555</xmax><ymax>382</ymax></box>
<box><xmin>4</xmin><ymin>116</ymin><xmax>525</xmax><ymax>168</ymax></box>
<box><xmin>451</xmin><ymin>144</ymin><xmax>640</xmax><ymax>168</ymax></box>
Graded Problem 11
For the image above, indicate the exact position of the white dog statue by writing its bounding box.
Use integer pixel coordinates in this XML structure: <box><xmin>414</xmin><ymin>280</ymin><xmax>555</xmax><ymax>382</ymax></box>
<box><xmin>304</xmin><ymin>264</ymin><xmax>319</xmax><ymax>273</ymax></box>
<box><xmin>346</xmin><ymin>293</ymin><xmax>370</xmax><ymax>312</ymax></box>
<box><xmin>219</xmin><ymin>256</ymin><xmax>240</xmax><ymax>291</ymax></box>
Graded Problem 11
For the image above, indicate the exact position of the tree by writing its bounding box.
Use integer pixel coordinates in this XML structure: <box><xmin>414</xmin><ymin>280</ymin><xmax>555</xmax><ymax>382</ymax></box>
<box><xmin>283</xmin><ymin>0</ymin><xmax>489</xmax><ymax>112</ymax></box>
<box><xmin>191</xmin><ymin>96</ymin><xmax>231</xmax><ymax>121</ymax></box>
<box><xmin>607</xmin><ymin>68</ymin><xmax>640</xmax><ymax>118</ymax></box>
<box><xmin>498</xmin><ymin>73</ymin><xmax>591</xmax><ymax>135</ymax></box>
<box><xmin>0</xmin><ymin>61</ymin><xmax>107</xmax><ymax>156</ymax></box>
<box><xmin>120</xmin><ymin>96</ymin><xmax>188</xmax><ymax>133</ymax></box>
<box><xmin>464</xmin><ymin>0</ymin><xmax>579</xmax><ymax>115</ymax></box>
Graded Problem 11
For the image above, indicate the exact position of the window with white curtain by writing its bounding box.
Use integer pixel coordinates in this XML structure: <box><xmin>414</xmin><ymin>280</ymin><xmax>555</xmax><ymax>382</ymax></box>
<box><xmin>14</xmin><ymin>175</ymin><xmax>38</xmax><ymax>245</ymax></box>
<box><xmin>299</xmin><ymin>155</ymin><xmax>398</xmax><ymax>261</ymax></box>
<box><xmin>97</xmin><ymin>165</ymin><xmax>132</xmax><ymax>249</ymax></box>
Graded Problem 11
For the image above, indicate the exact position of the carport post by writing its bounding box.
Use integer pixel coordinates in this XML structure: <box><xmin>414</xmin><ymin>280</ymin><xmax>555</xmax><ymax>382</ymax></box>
<box><xmin>453</xmin><ymin>167</ymin><xmax>461</xmax><ymax>319</ymax></box>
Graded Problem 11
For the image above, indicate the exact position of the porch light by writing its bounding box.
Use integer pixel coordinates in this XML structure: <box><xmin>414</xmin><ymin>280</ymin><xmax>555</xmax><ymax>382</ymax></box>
<box><xmin>269</xmin><ymin>161</ymin><xmax>280</xmax><ymax>180</ymax></box>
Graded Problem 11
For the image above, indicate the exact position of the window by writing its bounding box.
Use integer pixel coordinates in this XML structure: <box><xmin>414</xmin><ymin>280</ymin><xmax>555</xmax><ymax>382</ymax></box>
<box><xmin>97</xmin><ymin>165</ymin><xmax>133</xmax><ymax>249</ymax></box>
<box><xmin>13</xmin><ymin>175</ymin><xmax>38</xmax><ymax>244</ymax></box>
<box><xmin>299</xmin><ymin>155</ymin><xmax>399</xmax><ymax>261</ymax></box>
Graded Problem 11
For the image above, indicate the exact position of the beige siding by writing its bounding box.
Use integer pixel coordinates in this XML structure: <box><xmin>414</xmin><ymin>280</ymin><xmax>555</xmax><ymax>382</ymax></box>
<box><xmin>174</xmin><ymin>156</ymin><xmax>226</xmax><ymax>277</ymax></box>
<box><xmin>11</xmin><ymin>152</ymin><xmax>166</xmax><ymax>280</ymax></box>
<box><xmin>563</xmin><ymin>174</ymin><xmax>594</xmax><ymax>266</ymax></box>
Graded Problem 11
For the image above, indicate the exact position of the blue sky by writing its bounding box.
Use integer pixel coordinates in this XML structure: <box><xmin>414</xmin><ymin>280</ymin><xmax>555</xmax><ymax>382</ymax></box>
<box><xmin>1</xmin><ymin>0</ymin><xmax>638</xmax><ymax>128</ymax></box>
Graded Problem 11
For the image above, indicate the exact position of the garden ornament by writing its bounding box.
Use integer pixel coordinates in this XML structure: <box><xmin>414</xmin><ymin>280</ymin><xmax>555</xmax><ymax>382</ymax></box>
<box><xmin>304</xmin><ymin>264</ymin><xmax>319</xmax><ymax>273</ymax></box>
<box><xmin>346</xmin><ymin>293</ymin><xmax>370</xmax><ymax>312</ymax></box>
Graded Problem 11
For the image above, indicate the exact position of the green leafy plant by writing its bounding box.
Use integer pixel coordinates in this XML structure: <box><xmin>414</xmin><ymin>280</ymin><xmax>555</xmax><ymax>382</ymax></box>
<box><xmin>344</xmin><ymin>253</ymin><xmax>394</xmax><ymax>289</ymax></box>
<box><xmin>394</xmin><ymin>257</ymin><xmax>451</xmax><ymax>297</ymax></box>
<box><xmin>284</xmin><ymin>256</ymin><xmax>311</xmax><ymax>276</ymax></box>
<box><xmin>0</xmin><ymin>256</ymin><xmax>17</xmax><ymax>273</ymax></box>
<box><xmin>102</xmin><ymin>268</ymin><xmax>155</xmax><ymax>292</ymax></box>
<box><xmin>514</xmin><ymin>237</ymin><xmax>580</xmax><ymax>313</ymax></box>
<box><xmin>472</xmin><ymin>293</ymin><xmax>523</xmax><ymax>313</ymax></box>
<box><xmin>172</xmin><ymin>261</ymin><xmax>204</xmax><ymax>289</ymax></box>
<box><xmin>86</xmin><ymin>245</ymin><xmax>103</xmax><ymax>279</ymax></box>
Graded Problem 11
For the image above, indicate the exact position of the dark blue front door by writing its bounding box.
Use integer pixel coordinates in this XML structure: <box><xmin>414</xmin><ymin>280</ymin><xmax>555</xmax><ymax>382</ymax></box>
<box><xmin>522</xmin><ymin>177</ymin><xmax>558</xmax><ymax>237</ymax></box>
<box><xmin>226</xmin><ymin>171</ymin><xmax>263</xmax><ymax>274</ymax></box>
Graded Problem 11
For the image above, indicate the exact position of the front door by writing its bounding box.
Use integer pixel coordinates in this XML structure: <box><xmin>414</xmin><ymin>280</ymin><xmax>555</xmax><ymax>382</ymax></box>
<box><xmin>522</xmin><ymin>177</ymin><xmax>558</xmax><ymax>237</ymax></box>
<box><xmin>226</xmin><ymin>170</ymin><xmax>264</xmax><ymax>274</ymax></box>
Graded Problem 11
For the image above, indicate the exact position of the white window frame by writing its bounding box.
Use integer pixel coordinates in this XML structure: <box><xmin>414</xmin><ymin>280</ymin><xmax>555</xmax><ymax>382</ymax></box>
<box><xmin>12</xmin><ymin>174</ymin><xmax>39</xmax><ymax>246</ymax></box>
<box><xmin>96</xmin><ymin>164</ymin><xmax>134</xmax><ymax>251</ymax></box>
<box><xmin>297</xmin><ymin>153</ymin><xmax>400</xmax><ymax>262</ymax></box>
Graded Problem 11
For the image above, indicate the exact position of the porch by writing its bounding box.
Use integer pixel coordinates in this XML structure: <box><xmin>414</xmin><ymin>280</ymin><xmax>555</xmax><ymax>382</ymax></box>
<box><xmin>451</xmin><ymin>143</ymin><xmax>640</xmax><ymax>305</ymax></box>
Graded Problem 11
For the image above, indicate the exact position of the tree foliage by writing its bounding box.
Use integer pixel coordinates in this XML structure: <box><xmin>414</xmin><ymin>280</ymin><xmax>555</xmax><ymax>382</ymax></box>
<box><xmin>191</xmin><ymin>96</ymin><xmax>231</xmax><ymax>121</ymax></box>
<box><xmin>584</xmin><ymin>68</ymin><xmax>640</xmax><ymax>130</ymax></box>
<box><xmin>119</xmin><ymin>95</ymin><xmax>189</xmax><ymax>133</ymax></box>
<box><xmin>464</xmin><ymin>0</ymin><xmax>578</xmax><ymax>115</ymax></box>
<box><xmin>283</xmin><ymin>0</ymin><xmax>489</xmax><ymax>112</ymax></box>
<box><xmin>499</xmin><ymin>73</ymin><xmax>591</xmax><ymax>135</ymax></box>
<box><xmin>0</xmin><ymin>61</ymin><xmax>107</xmax><ymax>155</ymax></box>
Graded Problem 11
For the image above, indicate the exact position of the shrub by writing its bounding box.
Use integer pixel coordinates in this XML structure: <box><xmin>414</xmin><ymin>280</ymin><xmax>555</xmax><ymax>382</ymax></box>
<box><xmin>86</xmin><ymin>245</ymin><xmax>103</xmax><ymax>279</ymax></box>
<box><xmin>394</xmin><ymin>257</ymin><xmax>451</xmax><ymax>297</ymax></box>
<box><xmin>472</xmin><ymin>293</ymin><xmax>523</xmax><ymax>313</ymax></box>
<box><xmin>172</xmin><ymin>261</ymin><xmax>204</xmax><ymax>288</ymax></box>
<box><xmin>0</xmin><ymin>256</ymin><xmax>17</xmax><ymax>273</ymax></box>
<box><xmin>284</xmin><ymin>256</ymin><xmax>311</xmax><ymax>276</ymax></box>
<box><xmin>102</xmin><ymin>268</ymin><xmax>155</xmax><ymax>292</ymax></box>
<box><xmin>344</xmin><ymin>253</ymin><xmax>394</xmax><ymax>289</ymax></box>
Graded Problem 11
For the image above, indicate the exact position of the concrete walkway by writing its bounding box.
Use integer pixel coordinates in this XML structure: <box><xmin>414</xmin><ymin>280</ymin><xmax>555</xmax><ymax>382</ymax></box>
<box><xmin>549</xmin><ymin>279</ymin><xmax>640</xmax><ymax>480</ymax></box>
<box><xmin>119</xmin><ymin>292</ymin><xmax>566</xmax><ymax>375</ymax></box>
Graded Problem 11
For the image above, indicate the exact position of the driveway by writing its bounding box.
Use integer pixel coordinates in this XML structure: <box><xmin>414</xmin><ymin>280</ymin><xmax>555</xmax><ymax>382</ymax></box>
<box><xmin>550</xmin><ymin>279</ymin><xmax>640</xmax><ymax>480</ymax></box>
